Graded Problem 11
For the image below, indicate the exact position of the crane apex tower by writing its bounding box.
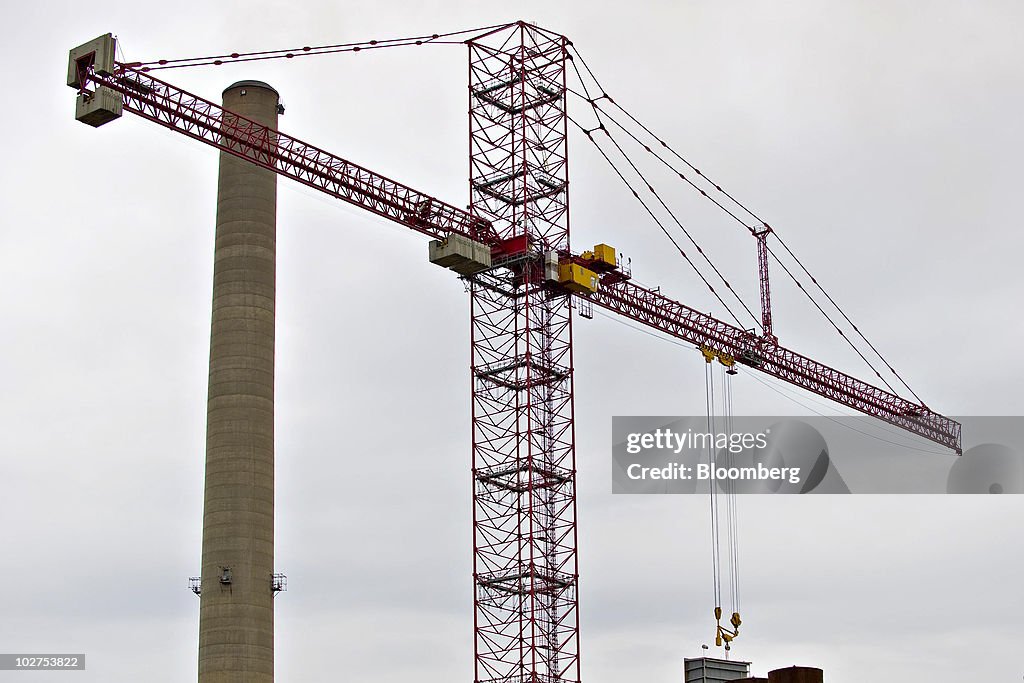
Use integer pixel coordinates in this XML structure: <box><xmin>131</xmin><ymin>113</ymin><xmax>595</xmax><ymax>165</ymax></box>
<box><xmin>199</xmin><ymin>80</ymin><xmax>280</xmax><ymax>683</ymax></box>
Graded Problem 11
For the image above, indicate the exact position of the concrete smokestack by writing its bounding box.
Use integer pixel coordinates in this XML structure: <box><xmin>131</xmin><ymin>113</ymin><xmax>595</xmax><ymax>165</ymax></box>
<box><xmin>198</xmin><ymin>80</ymin><xmax>280</xmax><ymax>683</ymax></box>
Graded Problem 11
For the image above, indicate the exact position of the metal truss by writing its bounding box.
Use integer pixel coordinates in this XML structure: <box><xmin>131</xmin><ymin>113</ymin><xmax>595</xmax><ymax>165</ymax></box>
<box><xmin>468</xmin><ymin>23</ymin><xmax>581</xmax><ymax>683</ymax></box>
<box><xmin>586</xmin><ymin>279</ymin><xmax>961</xmax><ymax>452</ymax></box>
<box><xmin>81</xmin><ymin>65</ymin><xmax>495</xmax><ymax>244</ymax></box>
<box><xmin>754</xmin><ymin>226</ymin><xmax>775</xmax><ymax>342</ymax></box>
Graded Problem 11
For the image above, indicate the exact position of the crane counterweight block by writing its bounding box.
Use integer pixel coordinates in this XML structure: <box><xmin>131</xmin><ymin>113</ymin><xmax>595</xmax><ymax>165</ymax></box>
<box><xmin>67</xmin><ymin>33</ymin><xmax>116</xmax><ymax>89</ymax></box>
<box><xmin>75</xmin><ymin>87</ymin><xmax>123</xmax><ymax>127</ymax></box>
<box><xmin>429</xmin><ymin>234</ymin><xmax>492</xmax><ymax>275</ymax></box>
<box><xmin>69</xmin><ymin>34</ymin><xmax>123</xmax><ymax>127</ymax></box>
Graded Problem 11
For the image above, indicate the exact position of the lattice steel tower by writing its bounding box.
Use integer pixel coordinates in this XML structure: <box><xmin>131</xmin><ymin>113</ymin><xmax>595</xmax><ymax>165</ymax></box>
<box><xmin>467</xmin><ymin>24</ymin><xmax>580</xmax><ymax>683</ymax></box>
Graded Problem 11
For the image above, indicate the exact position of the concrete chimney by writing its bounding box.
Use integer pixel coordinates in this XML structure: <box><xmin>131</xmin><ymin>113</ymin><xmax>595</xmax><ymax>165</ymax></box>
<box><xmin>197</xmin><ymin>80</ymin><xmax>280</xmax><ymax>683</ymax></box>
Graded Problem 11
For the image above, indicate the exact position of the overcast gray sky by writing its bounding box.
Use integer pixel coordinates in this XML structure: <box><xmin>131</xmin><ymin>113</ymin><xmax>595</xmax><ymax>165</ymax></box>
<box><xmin>2</xmin><ymin>1</ymin><xmax>1022</xmax><ymax>682</ymax></box>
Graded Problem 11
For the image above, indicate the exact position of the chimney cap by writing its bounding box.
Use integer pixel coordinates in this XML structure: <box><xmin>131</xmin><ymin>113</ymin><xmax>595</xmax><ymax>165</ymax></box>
<box><xmin>224</xmin><ymin>80</ymin><xmax>280</xmax><ymax>97</ymax></box>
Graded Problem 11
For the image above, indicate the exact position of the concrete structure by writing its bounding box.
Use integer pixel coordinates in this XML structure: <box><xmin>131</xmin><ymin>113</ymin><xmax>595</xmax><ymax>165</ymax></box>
<box><xmin>198</xmin><ymin>80</ymin><xmax>280</xmax><ymax>683</ymax></box>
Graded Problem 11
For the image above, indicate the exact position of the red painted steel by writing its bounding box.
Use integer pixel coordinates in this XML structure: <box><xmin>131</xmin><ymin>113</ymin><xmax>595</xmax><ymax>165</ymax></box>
<box><xmin>467</xmin><ymin>23</ymin><xmax>581</xmax><ymax>683</ymax></box>
<box><xmin>86</xmin><ymin>64</ymin><xmax>497</xmax><ymax>245</ymax></box>
<box><xmin>586</xmin><ymin>278</ymin><xmax>961</xmax><ymax>453</ymax></box>
<box><xmin>754</xmin><ymin>226</ymin><xmax>775</xmax><ymax>342</ymax></box>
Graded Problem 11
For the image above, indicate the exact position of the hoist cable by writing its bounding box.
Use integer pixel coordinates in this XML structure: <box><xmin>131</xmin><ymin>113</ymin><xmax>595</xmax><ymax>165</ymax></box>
<box><xmin>720</xmin><ymin>367</ymin><xmax>735</xmax><ymax>617</ymax></box>
<box><xmin>764</xmin><ymin>245</ymin><xmax>903</xmax><ymax>396</ymax></box>
<box><xmin>567</xmin><ymin>115</ymin><xmax>750</xmax><ymax>329</ymax></box>
<box><xmin>722</xmin><ymin>368</ymin><xmax>740</xmax><ymax>616</ymax></box>
<box><xmin>585</xmin><ymin>85</ymin><xmax>906</xmax><ymax>400</ymax></box>
<box><xmin>705</xmin><ymin>362</ymin><xmax>722</xmax><ymax>612</ymax></box>
<box><xmin>566</xmin><ymin>45</ymin><xmax>926</xmax><ymax>405</ymax></box>
<box><xmin>770</xmin><ymin>234</ymin><xmax>927</xmax><ymax>405</ymax></box>
<box><xmin>569</xmin><ymin>90</ymin><xmax>757</xmax><ymax>234</ymax></box>
<box><xmin>574</xmin><ymin>96</ymin><xmax>762</xmax><ymax>331</ymax></box>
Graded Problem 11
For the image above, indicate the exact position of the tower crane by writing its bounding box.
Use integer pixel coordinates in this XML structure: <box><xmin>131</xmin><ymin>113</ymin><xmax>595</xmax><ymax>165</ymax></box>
<box><xmin>67</xmin><ymin>22</ymin><xmax>962</xmax><ymax>683</ymax></box>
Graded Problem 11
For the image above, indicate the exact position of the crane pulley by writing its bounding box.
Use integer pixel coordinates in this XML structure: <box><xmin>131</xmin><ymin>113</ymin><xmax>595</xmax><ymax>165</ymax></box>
<box><xmin>715</xmin><ymin>606</ymin><xmax>742</xmax><ymax>649</ymax></box>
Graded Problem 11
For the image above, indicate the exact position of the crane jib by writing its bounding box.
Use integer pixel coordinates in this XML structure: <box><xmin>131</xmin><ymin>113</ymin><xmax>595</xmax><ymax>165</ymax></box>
<box><xmin>75</xmin><ymin>58</ymin><xmax>962</xmax><ymax>455</ymax></box>
<box><xmin>587</xmin><ymin>280</ymin><xmax>961</xmax><ymax>452</ymax></box>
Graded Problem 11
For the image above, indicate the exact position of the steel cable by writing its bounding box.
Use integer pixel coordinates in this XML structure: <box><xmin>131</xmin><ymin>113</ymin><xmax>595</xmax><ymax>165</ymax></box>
<box><xmin>566</xmin><ymin>44</ymin><xmax>926</xmax><ymax>405</ymax></box>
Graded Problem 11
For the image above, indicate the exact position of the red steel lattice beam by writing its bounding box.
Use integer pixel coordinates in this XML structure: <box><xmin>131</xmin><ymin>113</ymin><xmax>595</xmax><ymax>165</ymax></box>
<box><xmin>754</xmin><ymin>226</ymin><xmax>775</xmax><ymax>342</ymax></box>
<box><xmin>586</xmin><ymin>278</ymin><xmax>961</xmax><ymax>453</ymax></box>
<box><xmin>84</xmin><ymin>64</ymin><xmax>497</xmax><ymax>245</ymax></box>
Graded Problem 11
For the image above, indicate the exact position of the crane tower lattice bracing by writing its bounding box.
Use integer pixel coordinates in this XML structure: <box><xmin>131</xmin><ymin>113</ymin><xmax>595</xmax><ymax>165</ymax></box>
<box><xmin>467</xmin><ymin>25</ymin><xmax>580</xmax><ymax>683</ymax></box>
